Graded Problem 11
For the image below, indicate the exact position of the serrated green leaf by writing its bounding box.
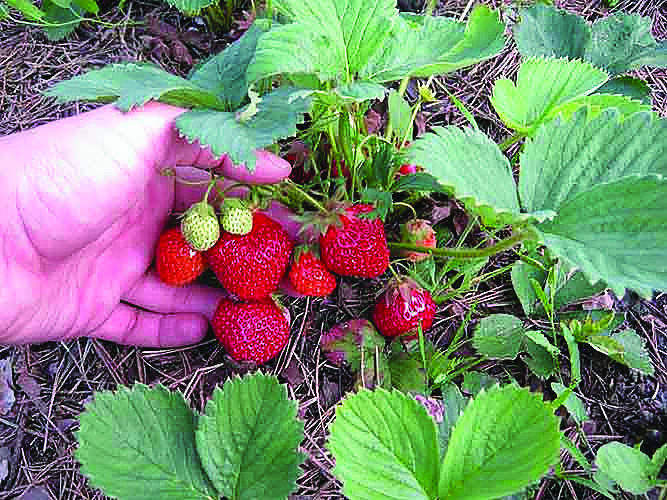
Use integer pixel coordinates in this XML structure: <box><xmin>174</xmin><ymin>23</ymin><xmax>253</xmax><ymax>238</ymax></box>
<box><xmin>490</xmin><ymin>57</ymin><xmax>608</xmax><ymax>135</ymax></box>
<box><xmin>547</xmin><ymin>93</ymin><xmax>650</xmax><ymax>122</ymax></box>
<box><xmin>362</xmin><ymin>5</ymin><xmax>505</xmax><ymax>83</ymax></box>
<box><xmin>42</xmin><ymin>0</ymin><xmax>80</xmax><ymax>41</ymax></box>
<box><xmin>388</xmin><ymin>89</ymin><xmax>413</xmax><ymax>144</ymax></box>
<box><xmin>596</xmin><ymin>442</ymin><xmax>654</xmax><ymax>495</ymax></box>
<box><xmin>249</xmin><ymin>0</ymin><xmax>396</xmax><ymax>84</ymax></box>
<box><xmin>388</xmin><ymin>351</ymin><xmax>427</xmax><ymax>394</ymax></box>
<box><xmin>335</xmin><ymin>81</ymin><xmax>387</xmax><ymax>102</ymax></box>
<box><xmin>5</xmin><ymin>0</ymin><xmax>43</xmax><ymax>19</ymax></box>
<box><xmin>45</xmin><ymin>63</ymin><xmax>226</xmax><ymax>112</ymax></box>
<box><xmin>76</xmin><ymin>384</ymin><xmax>216</xmax><ymax>500</ymax></box>
<box><xmin>523</xmin><ymin>337</ymin><xmax>556</xmax><ymax>379</ymax></box>
<box><xmin>329</xmin><ymin>388</ymin><xmax>440</xmax><ymax>500</ymax></box>
<box><xmin>438</xmin><ymin>384</ymin><xmax>467</xmax><ymax>458</ymax></box>
<box><xmin>551</xmin><ymin>382</ymin><xmax>588</xmax><ymax>424</ymax></box>
<box><xmin>520</xmin><ymin>108</ymin><xmax>667</xmax><ymax>214</ymax></box>
<box><xmin>189</xmin><ymin>22</ymin><xmax>268</xmax><ymax>109</ymax></box>
<box><xmin>585</xmin><ymin>12</ymin><xmax>663</xmax><ymax>76</ymax></box>
<box><xmin>164</xmin><ymin>0</ymin><xmax>213</xmax><ymax>14</ymax></box>
<box><xmin>175</xmin><ymin>86</ymin><xmax>312</xmax><ymax>172</ymax></box>
<box><xmin>391</xmin><ymin>172</ymin><xmax>445</xmax><ymax>193</ymax></box>
<box><xmin>533</xmin><ymin>175</ymin><xmax>667</xmax><ymax>298</ymax></box>
<box><xmin>473</xmin><ymin>314</ymin><xmax>525</xmax><ymax>360</ymax></box>
<box><xmin>440</xmin><ymin>385</ymin><xmax>560</xmax><ymax>500</ymax></box>
<box><xmin>596</xmin><ymin>76</ymin><xmax>652</xmax><ymax>106</ymax></box>
<box><xmin>525</xmin><ymin>331</ymin><xmax>559</xmax><ymax>355</ymax></box>
<box><xmin>196</xmin><ymin>373</ymin><xmax>304</xmax><ymax>500</ymax></box>
<box><xmin>592</xmin><ymin>329</ymin><xmax>654</xmax><ymax>375</ymax></box>
<box><xmin>408</xmin><ymin>126</ymin><xmax>520</xmax><ymax>225</ymax></box>
<box><xmin>513</xmin><ymin>4</ymin><xmax>590</xmax><ymax>60</ymax></box>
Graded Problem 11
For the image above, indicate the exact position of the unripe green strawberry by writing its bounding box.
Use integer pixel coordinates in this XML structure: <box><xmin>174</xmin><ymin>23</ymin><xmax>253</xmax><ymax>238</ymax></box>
<box><xmin>221</xmin><ymin>199</ymin><xmax>253</xmax><ymax>235</ymax></box>
<box><xmin>180</xmin><ymin>201</ymin><xmax>220</xmax><ymax>251</ymax></box>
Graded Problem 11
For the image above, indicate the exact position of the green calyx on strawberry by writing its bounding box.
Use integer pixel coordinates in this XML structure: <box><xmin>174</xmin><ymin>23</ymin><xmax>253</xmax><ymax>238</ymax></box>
<box><xmin>372</xmin><ymin>277</ymin><xmax>436</xmax><ymax>338</ymax></box>
<box><xmin>399</xmin><ymin>218</ymin><xmax>436</xmax><ymax>262</ymax></box>
<box><xmin>220</xmin><ymin>198</ymin><xmax>253</xmax><ymax>235</ymax></box>
<box><xmin>180</xmin><ymin>200</ymin><xmax>220</xmax><ymax>252</ymax></box>
<box><xmin>299</xmin><ymin>202</ymin><xmax>390</xmax><ymax>278</ymax></box>
<box><xmin>212</xmin><ymin>296</ymin><xmax>290</xmax><ymax>364</ymax></box>
<box><xmin>288</xmin><ymin>245</ymin><xmax>337</xmax><ymax>297</ymax></box>
<box><xmin>320</xmin><ymin>319</ymin><xmax>385</xmax><ymax>371</ymax></box>
<box><xmin>206</xmin><ymin>211</ymin><xmax>293</xmax><ymax>300</ymax></box>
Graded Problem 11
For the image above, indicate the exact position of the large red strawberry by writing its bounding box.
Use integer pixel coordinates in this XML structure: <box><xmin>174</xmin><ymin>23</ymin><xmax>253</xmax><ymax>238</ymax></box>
<box><xmin>372</xmin><ymin>277</ymin><xmax>436</xmax><ymax>338</ymax></box>
<box><xmin>205</xmin><ymin>212</ymin><xmax>293</xmax><ymax>300</ymax></box>
<box><xmin>319</xmin><ymin>204</ymin><xmax>390</xmax><ymax>278</ymax></box>
<box><xmin>212</xmin><ymin>298</ymin><xmax>290</xmax><ymax>364</ymax></box>
<box><xmin>288</xmin><ymin>247</ymin><xmax>337</xmax><ymax>297</ymax></box>
<box><xmin>155</xmin><ymin>227</ymin><xmax>206</xmax><ymax>286</ymax></box>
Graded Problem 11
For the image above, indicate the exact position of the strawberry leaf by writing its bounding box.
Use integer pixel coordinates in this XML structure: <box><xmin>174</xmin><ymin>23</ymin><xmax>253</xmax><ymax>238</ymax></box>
<box><xmin>175</xmin><ymin>86</ymin><xmax>312</xmax><ymax>171</ymax></box>
<box><xmin>248</xmin><ymin>0</ymin><xmax>396</xmax><ymax>84</ymax></box>
<box><xmin>596</xmin><ymin>76</ymin><xmax>652</xmax><ymax>106</ymax></box>
<box><xmin>44</xmin><ymin>62</ymin><xmax>227</xmax><ymax>111</ymax></box>
<box><xmin>361</xmin><ymin>5</ymin><xmax>505</xmax><ymax>83</ymax></box>
<box><xmin>76</xmin><ymin>384</ymin><xmax>217</xmax><ymax>500</ymax></box>
<box><xmin>334</xmin><ymin>81</ymin><xmax>387</xmax><ymax>102</ymax></box>
<box><xmin>439</xmin><ymin>385</ymin><xmax>560</xmax><ymax>500</ymax></box>
<box><xmin>407</xmin><ymin>126</ymin><xmax>520</xmax><ymax>225</ymax></box>
<box><xmin>329</xmin><ymin>388</ymin><xmax>440</xmax><ymax>500</ymax></box>
<box><xmin>472</xmin><ymin>314</ymin><xmax>525</xmax><ymax>360</ymax></box>
<box><xmin>513</xmin><ymin>3</ymin><xmax>590</xmax><ymax>60</ymax></box>
<box><xmin>595</xmin><ymin>442</ymin><xmax>654</xmax><ymax>495</ymax></box>
<box><xmin>189</xmin><ymin>21</ymin><xmax>269</xmax><ymax>109</ymax></box>
<box><xmin>490</xmin><ymin>57</ymin><xmax>608</xmax><ymax>135</ymax></box>
<box><xmin>196</xmin><ymin>373</ymin><xmax>305</xmax><ymax>500</ymax></box>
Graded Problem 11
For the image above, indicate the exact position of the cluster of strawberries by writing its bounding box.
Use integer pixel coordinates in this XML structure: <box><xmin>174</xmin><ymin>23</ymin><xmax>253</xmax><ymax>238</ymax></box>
<box><xmin>154</xmin><ymin>192</ymin><xmax>438</xmax><ymax>365</ymax></box>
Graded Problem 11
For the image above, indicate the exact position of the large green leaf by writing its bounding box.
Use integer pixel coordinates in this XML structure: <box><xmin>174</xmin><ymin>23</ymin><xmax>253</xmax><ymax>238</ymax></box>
<box><xmin>520</xmin><ymin>109</ymin><xmax>667</xmax><ymax>214</ymax></box>
<box><xmin>596</xmin><ymin>76</ymin><xmax>652</xmax><ymax>106</ymax></box>
<box><xmin>248</xmin><ymin>0</ymin><xmax>396</xmax><ymax>84</ymax></box>
<box><xmin>534</xmin><ymin>175</ymin><xmax>667</xmax><ymax>298</ymax></box>
<box><xmin>595</xmin><ymin>442</ymin><xmax>654</xmax><ymax>495</ymax></box>
<box><xmin>407</xmin><ymin>126</ymin><xmax>520</xmax><ymax>225</ymax></box>
<box><xmin>329</xmin><ymin>388</ymin><xmax>440</xmax><ymax>500</ymax></box>
<box><xmin>5</xmin><ymin>0</ymin><xmax>44</xmax><ymax>19</ymax></box>
<box><xmin>44</xmin><ymin>63</ymin><xmax>226</xmax><ymax>112</ymax></box>
<box><xmin>472</xmin><ymin>314</ymin><xmax>525</xmax><ymax>360</ymax></box>
<box><xmin>175</xmin><ymin>86</ymin><xmax>312</xmax><ymax>171</ymax></box>
<box><xmin>587</xmin><ymin>329</ymin><xmax>654</xmax><ymax>375</ymax></box>
<box><xmin>76</xmin><ymin>385</ymin><xmax>216</xmax><ymax>500</ymax></box>
<box><xmin>196</xmin><ymin>374</ymin><xmax>304</xmax><ymax>500</ymax></box>
<box><xmin>164</xmin><ymin>0</ymin><xmax>214</xmax><ymax>15</ymax></box>
<box><xmin>585</xmin><ymin>12</ymin><xmax>665</xmax><ymax>76</ymax></box>
<box><xmin>547</xmin><ymin>93</ymin><xmax>650</xmax><ymax>122</ymax></box>
<box><xmin>189</xmin><ymin>21</ymin><xmax>268</xmax><ymax>109</ymax></box>
<box><xmin>490</xmin><ymin>57</ymin><xmax>608</xmax><ymax>135</ymax></box>
<box><xmin>361</xmin><ymin>5</ymin><xmax>505</xmax><ymax>83</ymax></box>
<box><xmin>42</xmin><ymin>0</ymin><xmax>80</xmax><ymax>41</ymax></box>
<box><xmin>439</xmin><ymin>385</ymin><xmax>560</xmax><ymax>500</ymax></box>
<box><xmin>513</xmin><ymin>3</ymin><xmax>590</xmax><ymax>60</ymax></box>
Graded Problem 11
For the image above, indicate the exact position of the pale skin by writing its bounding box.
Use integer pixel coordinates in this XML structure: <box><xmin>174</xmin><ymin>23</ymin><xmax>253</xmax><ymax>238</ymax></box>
<box><xmin>0</xmin><ymin>102</ymin><xmax>299</xmax><ymax>347</ymax></box>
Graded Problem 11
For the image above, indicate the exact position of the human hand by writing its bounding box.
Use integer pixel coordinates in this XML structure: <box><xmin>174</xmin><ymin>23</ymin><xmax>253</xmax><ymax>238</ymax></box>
<box><xmin>0</xmin><ymin>102</ymin><xmax>294</xmax><ymax>347</ymax></box>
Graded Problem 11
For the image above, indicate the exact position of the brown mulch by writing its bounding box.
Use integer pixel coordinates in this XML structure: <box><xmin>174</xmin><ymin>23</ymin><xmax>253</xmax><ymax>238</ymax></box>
<box><xmin>1</xmin><ymin>1</ymin><xmax>666</xmax><ymax>499</ymax></box>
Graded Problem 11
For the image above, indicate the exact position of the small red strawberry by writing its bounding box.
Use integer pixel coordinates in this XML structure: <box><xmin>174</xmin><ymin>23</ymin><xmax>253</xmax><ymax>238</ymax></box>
<box><xmin>155</xmin><ymin>227</ymin><xmax>206</xmax><ymax>286</ymax></box>
<box><xmin>205</xmin><ymin>212</ymin><xmax>293</xmax><ymax>300</ymax></box>
<box><xmin>399</xmin><ymin>219</ymin><xmax>436</xmax><ymax>262</ymax></box>
<box><xmin>372</xmin><ymin>277</ymin><xmax>436</xmax><ymax>338</ymax></box>
<box><xmin>212</xmin><ymin>298</ymin><xmax>290</xmax><ymax>364</ymax></box>
<box><xmin>319</xmin><ymin>204</ymin><xmax>390</xmax><ymax>278</ymax></box>
<box><xmin>289</xmin><ymin>247</ymin><xmax>337</xmax><ymax>297</ymax></box>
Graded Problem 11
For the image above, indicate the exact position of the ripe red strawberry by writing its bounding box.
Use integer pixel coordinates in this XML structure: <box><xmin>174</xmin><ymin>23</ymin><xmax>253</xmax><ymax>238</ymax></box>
<box><xmin>155</xmin><ymin>227</ymin><xmax>206</xmax><ymax>286</ymax></box>
<box><xmin>289</xmin><ymin>247</ymin><xmax>337</xmax><ymax>296</ymax></box>
<box><xmin>319</xmin><ymin>204</ymin><xmax>390</xmax><ymax>278</ymax></box>
<box><xmin>205</xmin><ymin>212</ymin><xmax>292</xmax><ymax>300</ymax></box>
<box><xmin>372</xmin><ymin>277</ymin><xmax>436</xmax><ymax>338</ymax></box>
<box><xmin>212</xmin><ymin>298</ymin><xmax>290</xmax><ymax>364</ymax></box>
<box><xmin>399</xmin><ymin>219</ymin><xmax>436</xmax><ymax>262</ymax></box>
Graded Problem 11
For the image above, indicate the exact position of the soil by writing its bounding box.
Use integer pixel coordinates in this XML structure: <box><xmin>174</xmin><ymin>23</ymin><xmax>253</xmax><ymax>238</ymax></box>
<box><xmin>1</xmin><ymin>1</ymin><xmax>666</xmax><ymax>499</ymax></box>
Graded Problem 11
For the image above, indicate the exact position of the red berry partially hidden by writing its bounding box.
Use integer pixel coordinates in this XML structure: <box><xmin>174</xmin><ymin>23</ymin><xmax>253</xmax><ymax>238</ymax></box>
<box><xmin>212</xmin><ymin>299</ymin><xmax>290</xmax><ymax>364</ymax></box>
<box><xmin>289</xmin><ymin>248</ymin><xmax>337</xmax><ymax>297</ymax></box>
<box><xmin>206</xmin><ymin>212</ymin><xmax>293</xmax><ymax>300</ymax></box>
<box><xmin>400</xmin><ymin>219</ymin><xmax>436</xmax><ymax>262</ymax></box>
<box><xmin>320</xmin><ymin>204</ymin><xmax>390</xmax><ymax>278</ymax></box>
<box><xmin>372</xmin><ymin>278</ymin><xmax>436</xmax><ymax>338</ymax></box>
<box><xmin>155</xmin><ymin>227</ymin><xmax>206</xmax><ymax>286</ymax></box>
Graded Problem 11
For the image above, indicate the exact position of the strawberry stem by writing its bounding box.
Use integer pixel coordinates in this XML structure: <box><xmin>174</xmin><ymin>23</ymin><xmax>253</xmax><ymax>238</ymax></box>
<box><xmin>388</xmin><ymin>229</ymin><xmax>536</xmax><ymax>260</ymax></box>
<box><xmin>392</xmin><ymin>201</ymin><xmax>418</xmax><ymax>220</ymax></box>
<box><xmin>284</xmin><ymin>180</ymin><xmax>327</xmax><ymax>213</ymax></box>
